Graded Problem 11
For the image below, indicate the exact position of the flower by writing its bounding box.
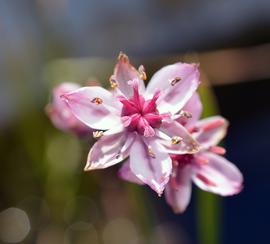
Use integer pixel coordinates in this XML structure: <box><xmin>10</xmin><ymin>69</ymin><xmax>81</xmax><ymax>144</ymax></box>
<box><xmin>119</xmin><ymin>93</ymin><xmax>243</xmax><ymax>213</ymax></box>
<box><xmin>46</xmin><ymin>82</ymin><xmax>91</xmax><ymax>136</ymax></box>
<box><xmin>61</xmin><ymin>52</ymin><xmax>201</xmax><ymax>195</ymax></box>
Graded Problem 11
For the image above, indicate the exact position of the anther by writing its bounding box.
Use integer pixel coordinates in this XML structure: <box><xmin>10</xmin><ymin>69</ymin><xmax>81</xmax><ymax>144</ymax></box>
<box><xmin>109</xmin><ymin>75</ymin><xmax>119</xmax><ymax>89</ymax></box>
<box><xmin>138</xmin><ymin>65</ymin><xmax>147</xmax><ymax>80</ymax></box>
<box><xmin>147</xmin><ymin>145</ymin><xmax>156</xmax><ymax>158</ymax></box>
<box><xmin>171</xmin><ymin>136</ymin><xmax>183</xmax><ymax>145</ymax></box>
<box><xmin>115</xmin><ymin>152</ymin><xmax>121</xmax><ymax>159</ymax></box>
<box><xmin>169</xmin><ymin>77</ymin><xmax>181</xmax><ymax>86</ymax></box>
<box><xmin>118</xmin><ymin>51</ymin><xmax>129</xmax><ymax>62</ymax></box>
<box><xmin>179</xmin><ymin>110</ymin><xmax>192</xmax><ymax>119</ymax></box>
<box><xmin>91</xmin><ymin>97</ymin><xmax>103</xmax><ymax>105</ymax></box>
<box><xmin>93</xmin><ymin>131</ymin><xmax>104</xmax><ymax>138</ymax></box>
<box><xmin>186</xmin><ymin>141</ymin><xmax>200</xmax><ymax>153</ymax></box>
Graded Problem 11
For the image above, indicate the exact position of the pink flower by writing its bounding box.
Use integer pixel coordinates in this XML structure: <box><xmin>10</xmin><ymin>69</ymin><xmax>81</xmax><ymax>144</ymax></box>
<box><xmin>119</xmin><ymin>94</ymin><xmax>243</xmax><ymax>213</ymax></box>
<box><xmin>61</xmin><ymin>53</ymin><xmax>201</xmax><ymax>195</ymax></box>
<box><xmin>46</xmin><ymin>82</ymin><xmax>91</xmax><ymax>136</ymax></box>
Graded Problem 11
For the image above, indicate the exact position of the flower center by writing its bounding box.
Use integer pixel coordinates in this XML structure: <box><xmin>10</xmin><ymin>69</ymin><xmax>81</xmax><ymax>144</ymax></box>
<box><xmin>118</xmin><ymin>80</ymin><xmax>169</xmax><ymax>137</ymax></box>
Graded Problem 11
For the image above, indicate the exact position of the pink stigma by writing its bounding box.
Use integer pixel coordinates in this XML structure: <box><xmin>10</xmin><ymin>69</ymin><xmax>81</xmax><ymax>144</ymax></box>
<box><xmin>118</xmin><ymin>80</ymin><xmax>168</xmax><ymax>137</ymax></box>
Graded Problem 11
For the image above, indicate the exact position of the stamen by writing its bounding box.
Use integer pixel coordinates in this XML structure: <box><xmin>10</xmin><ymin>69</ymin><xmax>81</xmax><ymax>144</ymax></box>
<box><xmin>118</xmin><ymin>51</ymin><xmax>129</xmax><ymax>62</ymax></box>
<box><xmin>179</xmin><ymin>110</ymin><xmax>192</xmax><ymax>119</ymax></box>
<box><xmin>93</xmin><ymin>131</ymin><xmax>104</xmax><ymax>138</ymax></box>
<box><xmin>186</xmin><ymin>141</ymin><xmax>200</xmax><ymax>153</ymax></box>
<box><xmin>109</xmin><ymin>75</ymin><xmax>119</xmax><ymax>89</ymax></box>
<box><xmin>91</xmin><ymin>97</ymin><xmax>103</xmax><ymax>105</ymax></box>
<box><xmin>138</xmin><ymin>65</ymin><xmax>147</xmax><ymax>80</ymax></box>
<box><xmin>209</xmin><ymin>146</ymin><xmax>226</xmax><ymax>155</ymax></box>
<box><xmin>169</xmin><ymin>77</ymin><xmax>181</xmax><ymax>86</ymax></box>
<box><xmin>171</xmin><ymin>136</ymin><xmax>183</xmax><ymax>145</ymax></box>
<box><xmin>115</xmin><ymin>152</ymin><xmax>121</xmax><ymax>159</ymax></box>
<box><xmin>147</xmin><ymin>145</ymin><xmax>156</xmax><ymax>158</ymax></box>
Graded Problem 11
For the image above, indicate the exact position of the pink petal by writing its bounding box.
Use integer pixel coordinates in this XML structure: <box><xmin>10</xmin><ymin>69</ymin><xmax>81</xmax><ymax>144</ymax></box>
<box><xmin>192</xmin><ymin>152</ymin><xmax>243</xmax><ymax>196</ymax></box>
<box><xmin>177</xmin><ymin>92</ymin><xmax>203</xmax><ymax>127</ymax></box>
<box><xmin>193</xmin><ymin>116</ymin><xmax>228</xmax><ymax>148</ymax></box>
<box><xmin>165</xmin><ymin>165</ymin><xmax>192</xmax><ymax>213</ymax></box>
<box><xmin>112</xmin><ymin>53</ymin><xmax>145</xmax><ymax>97</ymax></box>
<box><xmin>158</xmin><ymin>120</ymin><xmax>200</xmax><ymax>154</ymax></box>
<box><xmin>129</xmin><ymin>136</ymin><xmax>172</xmax><ymax>195</ymax></box>
<box><xmin>146</xmin><ymin>63</ymin><xmax>200</xmax><ymax>115</ymax></box>
<box><xmin>118</xmin><ymin>160</ymin><xmax>144</xmax><ymax>185</ymax></box>
<box><xmin>62</xmin><ymin>86</ymin><xmax>122</xmax><ymax>130</ymax></box>
<box><xmin>46</xmin><ymin>82</ymin><xmax>91</xmax><ymax>135</ymax></box>
<box><xmin>85</xmin><ymin>131</ymin><xmax>135</xmax><ymax>171</ymax></box>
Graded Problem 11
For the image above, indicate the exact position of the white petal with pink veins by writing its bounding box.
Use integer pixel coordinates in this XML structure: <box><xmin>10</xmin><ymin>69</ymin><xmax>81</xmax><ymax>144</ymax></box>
<box><xmin>118</xmin><ymin>160</ymin><xmax>144</xmax><ymax>185</ymax></box>
<box><xmin>146</xmin><ymin>63</ymin><xmax>200</xmax><ymax>115</ymax></box>
<box><xmin>158</xmin><ymin>120</ymin><xmax>200</xmax><ymax>154</ymax></box>
<box><xmin>165</xmin><ymin>165</ymin><xmax>192</xmax><ymax>213</ymax></box>
<box><xmin>112</xmin><ymin>53</ymin><xmax>145</xmax><ymax>97</ymax></box>
<box><xmin>193</xmin><ymin>116</ymin><xmax>228</xmax><ymax>148</ymax></box>
<box><xmin>85</xmin><ymin>132</ymin><xmax>135</xmax><ymax>171</ymax></box>
<box><xmin>192</xmin><ymin>152</ymin><xmax>243</xmax><ymax>196</ymax></box>
<box><xmin>62</xmin><ymin>86</ymin><xmax>122</xmax><ymax>130</ymax></box>
<box><xmin>129</xmin><ymin>136</ymin><xmax>172</xmax><ymax>195</ymax></box>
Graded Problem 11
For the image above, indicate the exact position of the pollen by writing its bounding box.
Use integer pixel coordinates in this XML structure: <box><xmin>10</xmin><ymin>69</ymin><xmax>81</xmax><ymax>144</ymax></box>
<box><xmin>171</xmin><ymin>136</ymin><xmax>183</xmax><ymax>145</ymax></box>
<box><xmin>179</xmin><ymin>110</ymin><xmax>192</xmax><ymax>119</ymax></box>
<box><xmin>147</xmin><ymin>145</ymin><xmax>156</xmax><ymax>158</ymax></box>
<box><xmin>169</xmin><ymin>77</ymin><xmax>181</xmax><ymax>86</ymax></box>
<box><xmin>93</xmin><ymin>131</ymin><xmax>104</xmax><ymax>138</ymax></box>
<box><xmin>138</xmin><ymin>65</ymin><xmax>147</xmax><ymax>80</ymax></box>
<box><xmin>91</xmin><ymin>97</ymin><xmax>103</xmax><ymax>105</ymax></box>
<box><xmin>109</xmin><ymin>75</ymin><xmax>119</xmax><ymax>89</ymax></box>
<box><xmin>118</xmin><ymin>51</ymin><xmax>129</xmax><ymax>62</ymax></box>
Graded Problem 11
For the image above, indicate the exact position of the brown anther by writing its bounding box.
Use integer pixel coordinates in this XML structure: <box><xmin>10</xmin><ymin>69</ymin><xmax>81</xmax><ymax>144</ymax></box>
<box><xmin>180</xmin><ymin>110</ymin><xmax>192</xmax><ymax>119</ymax></box>
<box><xmin>115</xmin><ymin>153</ymin><xmax>121</xmax><ymax>159</ymax></box>
<box><xmin>93</xmin><ymin>131</ymin><xmax>104</xmax><ymax>138</ymax></box>
<box><xmin>91</xmin><ymin>97</ymin><xmax>103</xmax><ymax>105</ymax></box>
<box><xmin>170</xmin><ymin>77</ymin><xmax>181</xmax><ymax>86</ymax></box>
<box><xmin>148</xmin><ymin>146</ymin><xmax>156</xmax><ymax>158</ymax></box>
<box><xmin>138</xmin><ymin>65</ymin><xmax>147</xmax><ymax>80</ymax></box>
<box><xmin>171</xmin><ymin>136</ymin><xmax>183</xmax><ymax>145</ymax></box>
<box><xmin>118</xmin><ymin>51</ymin><xmax>129</xmax><ymax>62</ymax></box>
<box><xmin>109</xmin><ymin>75</ymin><xmax>119</xmax><ymax>89</ymax></box>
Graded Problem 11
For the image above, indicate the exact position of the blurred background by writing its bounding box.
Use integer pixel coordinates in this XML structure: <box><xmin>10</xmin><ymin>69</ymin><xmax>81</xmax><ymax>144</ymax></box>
<box><xmin>0</xmin><ymin>0</ymin><xmax>270</xmax><ymax>243</ymax></box>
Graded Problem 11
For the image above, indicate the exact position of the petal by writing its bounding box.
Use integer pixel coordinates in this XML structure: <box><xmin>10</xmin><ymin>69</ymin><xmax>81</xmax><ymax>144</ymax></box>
<box><xmin>165</xmin><ymin>165</ymin><xmax>192</xmax><ymax>213</ymax></box>
<box><xmin>177</xmin><ymin>92</ymin><xmax>203</xmax><ymax>128</ymax></box>
<box><xmin>129</xmin><ymin>136</ymin><xmax>172</xmax><ymax>195</ymax></box>
<box><xmin>62</xmin><ymin>86</ymin><xmax>122</xmax><ymax>130</ymax></box>
<box><xmin>158</xmin><ymin>120</ymin><xmax>200</xmax><ymax>154</ymax></box>
<box><xmin>146</xmin><ymin>63</ymin><xmax>200</xmax><ymax>115</ymax></box>
<box><xmin>118</xmin><ymin>160</ymin><xmax>144</xmax><ymax>185</ymax></box>
<box><xmin>193</xmin><ymin>116</ymin><xmax>228</xmax><ymax>148</ymax></box>
<box><xmin>46</xmin><ymin>82</ymin><xmax>91</xmax><ymax>135</ymax></box>
<box><xmin>85</xmin><ymin>131</ymin><xmax>135</xmax><ymax>170</ymax></box>
<box><xmin>192</xmin><ymin>152</ymin><xmax>243</xmax><ymax>196</ymax></box>
<box><xmin>112</xmin><ymin>52</ymin><xmax>145</xmax><ymax>97</ymax></box>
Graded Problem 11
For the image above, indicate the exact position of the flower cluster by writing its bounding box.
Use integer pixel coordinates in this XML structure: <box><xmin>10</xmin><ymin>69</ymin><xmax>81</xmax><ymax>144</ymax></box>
<box><xmin>46</xmin><ymin>53</ymin><xmax>243</xmax><ymax>213</ymax></box>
